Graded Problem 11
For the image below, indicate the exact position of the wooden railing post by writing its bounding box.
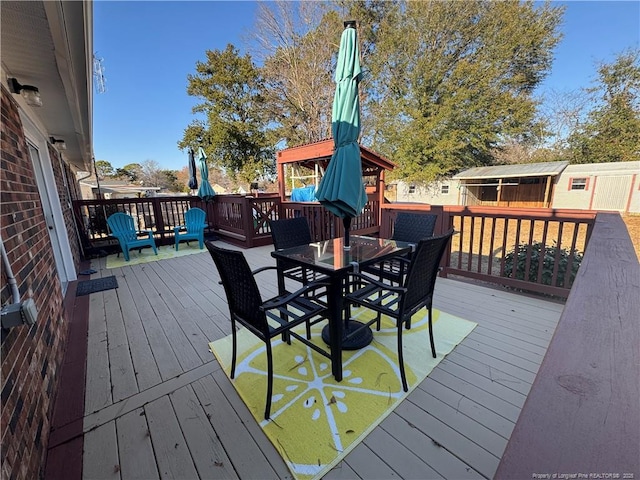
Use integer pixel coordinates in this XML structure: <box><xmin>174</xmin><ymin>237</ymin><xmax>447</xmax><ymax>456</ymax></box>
<box><xmin>242</xmin><ymin>196</ymin><xmax>255</xmax><ymax>248</ymax></box>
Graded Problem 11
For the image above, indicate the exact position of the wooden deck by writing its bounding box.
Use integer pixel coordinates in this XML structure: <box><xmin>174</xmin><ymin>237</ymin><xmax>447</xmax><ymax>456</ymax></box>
<box><xmin>78</xmin><ymin>242</ymin><xmax>564</xmax><ymax>480</ymax></box>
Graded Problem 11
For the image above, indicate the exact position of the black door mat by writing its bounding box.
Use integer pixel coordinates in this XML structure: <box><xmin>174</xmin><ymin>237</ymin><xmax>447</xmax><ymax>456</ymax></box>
<box><xmin>76</xmin><ymin>276</ymin><xmax>118</xmax><ymax>296</ymax></box>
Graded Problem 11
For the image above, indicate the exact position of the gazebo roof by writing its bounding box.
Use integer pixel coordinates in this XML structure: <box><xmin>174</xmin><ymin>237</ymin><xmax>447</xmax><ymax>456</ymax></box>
<box><xmin>276</xmin><ymin>139</ymin><xmax>395</xmax><ymax>175</ymax></box>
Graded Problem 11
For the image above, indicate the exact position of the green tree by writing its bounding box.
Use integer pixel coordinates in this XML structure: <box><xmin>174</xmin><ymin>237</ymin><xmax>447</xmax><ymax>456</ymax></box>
<box><xmin>179</xmin><ymin>44</ymin><xmax>275</xmax><ymax>182</ymax></box>
<box><xmin>114</xmin><ymin>163</ymin><xmax>142</xmax><ymax>182</ymax></box>
<box><xmin>568</xmin><ymin>49</ymin><xmax>640</xmax><ymax>163</ymax></box>
<box><xmin>94</xmin><ymin>160</ymin><xmax>114</xmax><ymax>179</ymax></box>
<box><xmin>364</xmin><ymin>0</ymin><xmax>563</xmax><ymax>183</ymax></box>
<box><xmin>159</xmin><ymin>170</ymin><xmax>182</xmax><ymax>192</ymax></box>
<box><xmin>252</xmin><ymin>1</ymin><xmax>395</xmax><ymax>147</ymax></box>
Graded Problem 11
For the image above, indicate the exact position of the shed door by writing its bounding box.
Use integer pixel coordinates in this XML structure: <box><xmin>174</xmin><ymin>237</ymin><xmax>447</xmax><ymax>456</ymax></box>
<box><xmin>592</xmin><ymin>175</ymin><xmax>632</xmax><ymax>211</ymax></box>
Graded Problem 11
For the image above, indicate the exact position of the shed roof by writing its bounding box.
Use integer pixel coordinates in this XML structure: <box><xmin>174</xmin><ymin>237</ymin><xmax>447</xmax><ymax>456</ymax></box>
<box><xmin>453</xmin><ymin>161</ymin><xmax>569</xmax><ymax>180</ymax></box>
<box><xmin>561</xmin><ymin>161</ymin><xmax>640</xmax><ymax>175</ymax></box>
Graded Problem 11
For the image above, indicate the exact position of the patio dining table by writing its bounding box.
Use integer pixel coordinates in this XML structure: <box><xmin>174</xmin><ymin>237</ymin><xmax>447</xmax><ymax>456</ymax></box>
<box><xmin>271</xmin><ymin>235</ymin><xmax>412</xmax><ymax>381</ymax></box>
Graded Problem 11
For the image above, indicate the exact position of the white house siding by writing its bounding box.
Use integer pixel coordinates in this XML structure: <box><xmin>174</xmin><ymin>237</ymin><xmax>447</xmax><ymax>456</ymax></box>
<box><xmin>392</xmin><ymin>180</ymin><xmax>462</xmax><ymax>204</ymax></box>
<box><xmin>552</xmin><ymin>161</ymin><xmax>640</xmax><ymax>213</ymax></box>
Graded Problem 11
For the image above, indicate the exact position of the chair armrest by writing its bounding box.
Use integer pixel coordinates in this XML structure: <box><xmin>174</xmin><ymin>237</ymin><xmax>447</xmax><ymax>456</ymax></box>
<box><xmin>251</xmin><ymin>266</ymin><xmax>278</xmax><ymax>276</ymax></box>
<box><xmin>217</xmin><ymin>266</ymin><xmax>280</xmax><ymax>286</ymax></box>
<box><xmin>173</xmin><ymin>225</ymin><xmax>185</xmax><ymax>234</ymax></box>
<box><xmin>260</xmin><ymin>281</ymin><xmax>330</xmax><ymax>311</ymax></box>
<box><xmin>349</xmin><ymin>272</ymin><xmax>407</xmax><ymax>294</ymax></box>
<box><xmin>139</xmin><ymin>229</ymin><xmax>154</xmax><ymax>239</ymax></box>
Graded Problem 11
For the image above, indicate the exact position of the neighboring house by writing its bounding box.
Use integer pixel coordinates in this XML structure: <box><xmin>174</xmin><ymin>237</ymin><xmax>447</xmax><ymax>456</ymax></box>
<box><xmin>393</xmin><ymin>160</ymin><xmax>639</xmax><ymax>213</ymax></box>
<box><xmin>391</xmin><ymin>179</ymin><xmax>463</xmax><ymax>205</ymax></box>
<box><xmin>552</xmin><ymin>161</ymin><xmax>640</xmax><ymax>213</ymax></box>
<box><xmin>1</xmin><ymin>2</ymin><xmax>93</xmax><ymax>479</ymax></box>
<box><xmin>79</xmin><ymin>177</ymin><xmax>162</xmax><ymax>199</ymax></box>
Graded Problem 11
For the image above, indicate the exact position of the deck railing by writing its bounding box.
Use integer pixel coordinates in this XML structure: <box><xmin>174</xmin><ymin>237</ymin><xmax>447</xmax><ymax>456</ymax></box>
<box><xmin>73</xmin><ymin>195</ymin><xmax>596</xmax><ymax>297</ymax></box>
<box><xmin>496</xmin><ymin>212</ymin><xmax>639</xmax><ymax>476</ymax></box>
<box><xmin>380</xmin><ymin>204</ymin><xmax>596</xmax><ymax>297</ymax></box>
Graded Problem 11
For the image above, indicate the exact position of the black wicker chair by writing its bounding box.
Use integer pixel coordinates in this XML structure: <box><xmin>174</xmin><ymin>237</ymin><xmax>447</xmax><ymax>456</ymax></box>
<box><xmin>362</xmin><ymin>212</ymin><xmax>438</xmax><ymax>285</ymax></box>
<box><xmin>269</xmin><ymin>217</ymin><xmax>327</xmax><ymax>290</ymax></box>
<box><xmin>206</xmin><ymin>241</ymin><xmax>330</xmax><ymax>420</ymax></box>
<box><xmin>345</xmin><ymin>230</ymin><xmax>454</xmax><ymax>391</ymax></box>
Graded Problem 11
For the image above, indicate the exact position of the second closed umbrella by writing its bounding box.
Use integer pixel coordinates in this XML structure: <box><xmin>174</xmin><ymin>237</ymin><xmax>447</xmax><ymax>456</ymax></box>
<box><xmin>188</xmin><ymin>148</ymin><xmax>198</xmax><ymax>190</ymax></box>
<box><xmin>196</xmin><ymin>147</ymin><xmax>216</xmax><ymax>202</ymax></box>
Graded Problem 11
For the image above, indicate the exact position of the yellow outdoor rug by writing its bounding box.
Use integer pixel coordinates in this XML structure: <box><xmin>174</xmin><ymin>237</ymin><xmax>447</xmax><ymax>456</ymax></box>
<box><xmin>209</xmin><ymin>308</ymin><xmax>476</xmax><ymax>480</ymax></box>
<box><xmin>105</xmin><ymin>243</ymin><xmax>206</xmax><ymax>269</ymax></box>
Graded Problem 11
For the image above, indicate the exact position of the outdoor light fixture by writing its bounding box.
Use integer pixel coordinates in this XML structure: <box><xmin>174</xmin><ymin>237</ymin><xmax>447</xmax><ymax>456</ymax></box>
<box><xmin>8</xmin><ymin>77</ymin><xmax>43</xmax><ymax>107</ymax></box>
<box><xmin>49</xmin><ymin>137</ymin><xmax>67</xmax><ymax>150</ymax></box>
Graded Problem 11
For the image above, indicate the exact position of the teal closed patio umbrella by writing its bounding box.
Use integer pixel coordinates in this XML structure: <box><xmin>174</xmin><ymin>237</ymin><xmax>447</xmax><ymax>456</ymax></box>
<box><xmin>315</xmin><ymin>20</ymin><xmax>367</xmax><ymax>249</ymax></box>
<box><xmin>196</xmin><ymin>147</ymin><xmax>216</xmax><ymax>202</ymax></box>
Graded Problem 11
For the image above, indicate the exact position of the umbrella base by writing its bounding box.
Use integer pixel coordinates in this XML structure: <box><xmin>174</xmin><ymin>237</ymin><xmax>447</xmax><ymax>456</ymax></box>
<box><xmin>321</xmin><ymin>320</ymin><xmax>373</xmax><ymax>350</ymax></box>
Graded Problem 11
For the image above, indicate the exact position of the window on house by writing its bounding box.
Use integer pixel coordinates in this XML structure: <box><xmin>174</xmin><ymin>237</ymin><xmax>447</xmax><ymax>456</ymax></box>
<box><xmin>571</xmin><ymin>178</ymin><xmax>588</xmax><ymax>190</ymax></box>
<box><xmin>441</xmin><ymin>185</ymin><xmax>449</xmax><ymax>194</ymax></box>
<box><xmin>408</xmin><ymin>185</ymin><xmax>416</xmax><ymax>194</ymax></box>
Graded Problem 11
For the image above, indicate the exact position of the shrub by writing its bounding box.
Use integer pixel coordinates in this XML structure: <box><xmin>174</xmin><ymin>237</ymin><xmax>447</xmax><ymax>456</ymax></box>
<box><xmin>502</xmin><ymin>241</ymin><xmax>583</xmax><ymax>288</ymax></box>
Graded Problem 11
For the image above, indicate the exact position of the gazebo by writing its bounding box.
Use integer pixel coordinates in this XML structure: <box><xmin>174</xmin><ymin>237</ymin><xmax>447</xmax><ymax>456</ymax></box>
<box><xmin>276</xmin><ymin>138</ymin><xmax>396</xmax><ymax>206</ymax></box>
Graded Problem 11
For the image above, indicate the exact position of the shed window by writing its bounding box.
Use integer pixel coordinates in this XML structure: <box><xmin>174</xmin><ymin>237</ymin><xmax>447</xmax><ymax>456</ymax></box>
<box><xmin>408</xmin><ymin>185</ymin><xmax>416</xmax><ymax>194</ymax></box>
<box><xmin>570</xmin><ymin>178</ymin><xmax>588</xmax><ymax>190</ymax></box>
<box><xmin>441</xmin><ymin>185</ymin><xmax>449</xmax><ymax>194</ymax></box>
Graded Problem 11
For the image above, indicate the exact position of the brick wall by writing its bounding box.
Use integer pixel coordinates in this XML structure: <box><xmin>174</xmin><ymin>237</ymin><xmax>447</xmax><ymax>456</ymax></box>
<box><xmin>1</xmin><ymin>87</ymin><xmax>72</xmax><ymax>479</ymax></box>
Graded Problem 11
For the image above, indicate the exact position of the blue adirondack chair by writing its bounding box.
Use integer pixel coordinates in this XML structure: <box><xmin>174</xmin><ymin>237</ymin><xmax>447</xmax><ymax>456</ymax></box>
<box><xmin>106</xmin><ymin>212</ymin><xmax>158</xmax><ymax>261</ymax></box>
<box><xmin>174</xmin><ymin>207</ymin><xmax>207</xmax><ymax>251</ymax></box>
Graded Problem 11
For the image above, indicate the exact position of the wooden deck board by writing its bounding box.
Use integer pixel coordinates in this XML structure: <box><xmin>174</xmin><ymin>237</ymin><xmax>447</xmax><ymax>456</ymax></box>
<box><xmin>83</xmin><ymin>421</ymin><xmax>120</xmax><ymax>480</ymax></box>
<box><xmin>85</xmin><ymin>293</ymin><xmax>112</xmax><ymax>414</ymax></box>
<box><xmin>113</xmin><ymin>273</ymin><xmax>162</xmax><ymax>391</ymax></box>
<box><xmin>428</xmin><ymin>367</ymin><xmax>523</xmax><ymax>422</ymax></box>
<box><xmin>169</xmin><ymin>385</ymin><xmax>239</xmax><ymax>479</ymax></box>
<box><xmin>116</xmin><ymin>408</ymin><xmax>159</xmax><ymax>480</ymax></box>
<box><xmin>362</xmin><ymin>426</ymin><xmax>442</xmax><ymax>479</ymax></box>
<box><xmin>103</xmin><ymin>288</ymin><xmax>138</xmax><ymax>402</ymax></box>
<box><xmin>379</xmin><ymin>412</ymin><xmax>484</xmax><ymax>479</ymax></box>
<box><xmin>145</xmin><ymin>395</ymin><xmax>200</xmax><ymax>479</ymax></box>
<box><xmin>419</xmin><ymin>377</ymin><xmax>515</xmax><ymax>438</ymax></box>
<box><xmin>344</xmin><ymin>442</ymin><xmax>403</xmax><ymax>479</ymax></box>
<box><xmin>191</xmin><ymin>374</ymin><xmax>286</xmax><ymax>479</ymax></box>
<box><xmin>81</xmin><ymin>244</ymin><xmax>563</xmax><ymax>479</ymax></box>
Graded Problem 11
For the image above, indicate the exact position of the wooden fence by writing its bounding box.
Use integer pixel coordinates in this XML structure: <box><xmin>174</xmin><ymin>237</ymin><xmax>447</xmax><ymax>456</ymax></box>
<box><xmin>73</xmin><ymin>195</ymin><xmax>597</xmax><ymax>297</ymax></box>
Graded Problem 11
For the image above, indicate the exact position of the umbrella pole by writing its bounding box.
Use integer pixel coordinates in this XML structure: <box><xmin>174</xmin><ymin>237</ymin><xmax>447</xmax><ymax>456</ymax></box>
<box><xmin>343</xmin><ymin>217</ymin><xmax>351</xmax><ymax>250</ymax></box>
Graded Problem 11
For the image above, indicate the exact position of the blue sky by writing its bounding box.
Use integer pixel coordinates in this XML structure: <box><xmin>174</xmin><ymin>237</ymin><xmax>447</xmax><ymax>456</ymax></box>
<box><xmin>92</xmin><ymin>1</ymin><xmax>639</xmax><ymax>172</ymax></box>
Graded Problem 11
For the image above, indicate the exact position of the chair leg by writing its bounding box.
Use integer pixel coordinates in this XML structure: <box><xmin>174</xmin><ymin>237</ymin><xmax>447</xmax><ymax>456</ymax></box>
<box><xmin>175</xmin><ymin>239</ymin><xmax>180</xmax><ymax>251</ymax></box>
<box><xmin>265</xmin><ymin>341</ymin><xmax>273</xmax><ymax>420</ymax></box>
<box><xmin>397</xmin><ymin>321</ymin><xmax>408</xmax><ymax>392</ymax></box>
<box><xmin>428</xmin><ymin>305</ymin><xmax>436</xmax><ymax>358</ymax></box>
<box><xmin>376</xmin><ymin>290</ymin><xmax>382</xmax><ymax>331</ymax></box>
<box><xmin>123</xmin><ymin>248</ymin><xmax>130</xmax><ymax>262</ymax></box>
<box><xmin>230</xmin><ymin>323</ymin><xmax>238</xmax><ymax>379</ymax></box>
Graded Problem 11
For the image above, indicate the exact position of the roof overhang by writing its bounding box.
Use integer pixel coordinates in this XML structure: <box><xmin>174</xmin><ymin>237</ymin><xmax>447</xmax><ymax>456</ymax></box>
<box><xmin>81</xmin><ymin>182</ymin><xmax>162</xmax><ymax>195</ymax></box>
<box><xmin>277</xmin><ymin>139</ymin><xmax>396</xmax><ymax>175</ymax></box>
<box><xmin>453</xmin><ymin>161</ymin><xmax>569</xmax><ymax>181</ymax></box>
<box><xmin>1</xmin><ymin>1</ymin><xmax>93</xmax><ymax>171</ymax></box>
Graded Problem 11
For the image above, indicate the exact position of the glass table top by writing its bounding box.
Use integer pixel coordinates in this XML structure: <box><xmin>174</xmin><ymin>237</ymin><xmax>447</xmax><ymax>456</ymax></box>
<box><xmin>271</xmin><ymin>235</ymin><xmax>412</xmax><ymax>273</ymax></box>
